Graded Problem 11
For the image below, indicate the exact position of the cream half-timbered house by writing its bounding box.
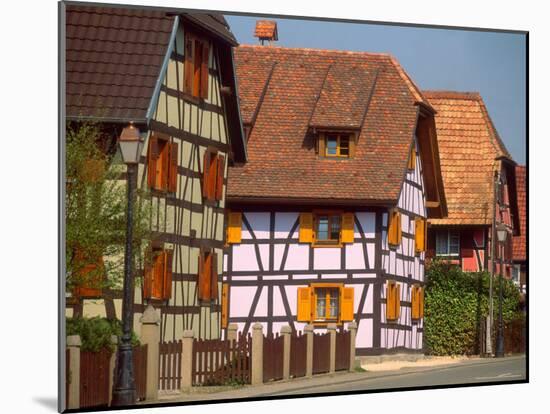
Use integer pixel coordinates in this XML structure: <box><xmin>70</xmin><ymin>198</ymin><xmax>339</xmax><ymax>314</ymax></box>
<box><xmin>64</xmin><ymin>4</ymin><xmax>246</xmax><ymax>341</ymax></box>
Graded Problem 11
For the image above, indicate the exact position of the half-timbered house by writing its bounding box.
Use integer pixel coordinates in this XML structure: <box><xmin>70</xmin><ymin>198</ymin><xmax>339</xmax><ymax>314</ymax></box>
<box><xmin>222</xmin><ymin>42</ymin><xmax>447</xmax><ymax>355</ymax></box>
<box><xmin>422</xmin><ymin>91</ymin><xmax>519</xmax><ymax>275</ymax></box>
<box><xmin>64</xmin><ymin>3</ymin><xmax>246</xmax><ymax>341</ymax></box>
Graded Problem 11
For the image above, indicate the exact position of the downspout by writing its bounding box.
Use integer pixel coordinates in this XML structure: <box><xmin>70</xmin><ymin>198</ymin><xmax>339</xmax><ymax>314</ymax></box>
<box><xmin>145</xmin><ymin>15</ymin><xmax>180</xmax><ymax>124</ymax></box>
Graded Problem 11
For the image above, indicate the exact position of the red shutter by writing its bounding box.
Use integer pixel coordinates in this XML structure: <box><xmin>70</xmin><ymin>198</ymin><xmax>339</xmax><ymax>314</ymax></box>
<box><xmin>160</xmin><ymin>141</ymin><xmax>170</xmax><ymax>191</ymax></box>
<box><xmin>215</xmin><ymin>155</ymin><xmax>225</xmax><ymax>200</ymax></box>
<box><xmin>197</xmin><ymin>251</ymin><xmax>205</xmax><ymax>300</ymax></box>
<box><xmin>202</xmin><ymin>151</ymin><xmax>211</xmax><ymax>199</ymax></box>
<box><xmin>461</xmin><ymin>229</ymin><xmax>474</xmax><ymax>258</ymax></box>
<box><xmin>184</xmin><ymin>34</ymin><xmax>194</xmax><ymax>94</ymax></box>
<box><xmin>151</xmin><ymin>251</ymin><xmax>165</xmax><ymax>299</ymax></box>
<box><xmin>210</xmin><ymin>252</ymin><xmax>218</xmax><ymax>300</ymax></box>
<box><xmin>198</xmin><ymin>250</ymin><xmax>212</xmax><ymax>301</ymax></box>
<box><xmin>168</xmin><ymin>142</ymin><xmax>178</xmax><ymax>193</ymax></box>
<box><xmin>147</xmin><ymin>136</ymin><xmax>159</xmax><ymax>189</ymax></box>
<box><xmin>163</xmin><ymin>250</ymin><xmax>173</xmax><ymax>300</ymax></box>
<box><xmin>200</xmin><ymin>42</ymin><xmax>210</xmax><ymax>99</ymax></box>
<box><xmin>143</xmin><ymin>245</ymin><xmax>153</xmax><ymax>299</ymax></box>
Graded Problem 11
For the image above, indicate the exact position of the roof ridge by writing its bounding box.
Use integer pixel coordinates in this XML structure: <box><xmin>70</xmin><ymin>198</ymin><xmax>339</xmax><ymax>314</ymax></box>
<box><xmin>423</xmin><ymin>90</ymin><xmax>482</xmax><ymax>100</ymax></box>
<box><xmin>387</xmin><ymin>55</ymin><xmax>432</xmax><ymax>108</ymax></box>
<box><xmin>238</xmin><ymin>43</ymin><xmax>393</xmax><ymax>58</ymax></box>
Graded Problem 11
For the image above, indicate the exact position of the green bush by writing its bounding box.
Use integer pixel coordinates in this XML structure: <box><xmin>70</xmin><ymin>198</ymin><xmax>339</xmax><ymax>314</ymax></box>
<box><xmin>66</xmin><ymin>316</ymin><xmax>140</xmax><ymax>352</ymax></box>
<box><xmin>424</xmin><ymin>261</ymin><xmax>521</xmax><ymax>356</ymax></box>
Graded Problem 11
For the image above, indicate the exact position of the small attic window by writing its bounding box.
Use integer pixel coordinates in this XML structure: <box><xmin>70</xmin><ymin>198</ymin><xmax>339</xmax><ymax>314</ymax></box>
<box><xmin>316</xmin><ymin>132</ymin><xmax>355</xmax><ymax>158</ymax></box>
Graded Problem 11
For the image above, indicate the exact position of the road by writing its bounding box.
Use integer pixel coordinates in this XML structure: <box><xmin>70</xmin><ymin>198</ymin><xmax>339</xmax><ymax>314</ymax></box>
<box><xmin>261</xmin><ymin>356</ymin><xmax>526</xmax><ymax>396</ymax></box>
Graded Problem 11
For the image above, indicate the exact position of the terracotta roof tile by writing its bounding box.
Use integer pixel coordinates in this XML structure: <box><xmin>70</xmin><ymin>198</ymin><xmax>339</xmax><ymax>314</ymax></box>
<box><xmin>228</xmin><ymin>45</ymin><xmax>424</xmax><ymax>203</ymax></box>
<box><xmin>254</xmin><ymin>20</ymin><xmax>278</xmax><ymax>40</ymax></box>
<box><xmin>424</xmin><ymin>91</ymin><xmax>513</xmax><ymax>226</ymax></box>
<box><xmin>513</xmin><ymin>165</ymin><xmax>526</xmax><ymax>260</ymax></box>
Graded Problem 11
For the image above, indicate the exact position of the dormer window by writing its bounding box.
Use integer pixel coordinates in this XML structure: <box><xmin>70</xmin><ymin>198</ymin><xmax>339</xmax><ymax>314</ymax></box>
<box><xmin>316</xmin><ymin>131</ymin><xmax>355</xmax><ymax>158</ymax></box>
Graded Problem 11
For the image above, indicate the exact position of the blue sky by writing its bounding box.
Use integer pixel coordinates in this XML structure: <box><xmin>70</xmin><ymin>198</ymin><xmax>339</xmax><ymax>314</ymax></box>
<box><xmin>226</xmin><ymin>15</ymin><xmax>526</xmax><ymax>164</ymax></box>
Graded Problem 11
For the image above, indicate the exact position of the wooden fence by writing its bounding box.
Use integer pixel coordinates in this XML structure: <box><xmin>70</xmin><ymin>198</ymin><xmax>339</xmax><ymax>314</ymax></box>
<box><xmin>335</xmin><ymin>330</ymin><xmax>351</xmax><ymax>371</ymax></box>
<box><xmin>158</xmin><ymin>340</ymin><xmax>182</xmax><ymax>391</ymax></box>
<box><xmin>312</xmin><ymin>332</ymin><xmax>330</xmax><ymax>375</ymax></box>
<box><xmin>80</xmin><ymin>348</ymin><xmax>111</xmax><ymax>408</ymax></box>
<box><xmin>289</xmin><ymin>331</ymin><xmax>307</xmax><ymax>378</ymax></box>
<box><xmin>133</xmin><ymin>344</ymin><xmax>148</xmax><ymax>401</ymax></box>
<box><xmin>192</xmin><ymin>333</ymin><xmax>252</xmax><ymax>385</ymax></box>
<box><xmin>263</xmin><ymin>332</ymin><xmax>284</xmax><ymax>382</ymax></box>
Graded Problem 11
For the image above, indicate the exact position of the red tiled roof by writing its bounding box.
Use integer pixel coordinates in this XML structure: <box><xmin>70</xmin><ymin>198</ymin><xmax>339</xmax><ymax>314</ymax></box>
<box><xmin>424</xmin><ymin>91</ymin><xmax>513</xmax><ymax>225</ymax></box>
<box><xmin>228</xmin><ymin>45</ymin><xmax>430</xmax><ymax>203</ymax></box>
<box><xmin>66</xmin><ymin>4</ymin><xmax>175</xmax><ymax>122</ymax></box>
<box><xmin>513</xmin><ymin>165</ymin><xmax>526</xmax><ymax>260</ymax></box>
<box><xmin>254</xmin><ymin>20</ymin><xmax>278</xmax><ymax>40</ymax></box>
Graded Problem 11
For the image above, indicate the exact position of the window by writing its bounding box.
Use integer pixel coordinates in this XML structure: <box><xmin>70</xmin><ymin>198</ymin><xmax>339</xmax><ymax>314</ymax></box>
<box><xmin>414</xmin><ymin>217</ymin><xmax>427</xmax><ymax>253</ymax></box>
<box><xmin>315</xmin><ymin>213</ymin><xmax>341</xmax><ymax>245</ymax></box>
<box><xmin>198</xmin><ymin>249</ymin><xmax>219</xmax><ymax>302</ymax></box>
<box><xmin>387</xmin><ymin>210</ymin><xmax>402</xmax><ymax>247</ymax></box>
<box><xmin>435</xmin><ymin>230</ymin><xmax>460</xmax><ymax>256</ymax></box>
<box><xmin>143</xmin><ymin>247</ymin><xmax>173</xmax><ymax>301</ymax></box>
<box><xmin>202</xmin><ymin>149</ymin><xmax>225</xmax><ymax>202</ymax></box>
<box><xmin>147</xmin><ymin>134</ymin><xmax>178</xmax><ymax>192</ymax></box>
<box><xmin>317</xmin><ymin>133</ymin><xmax>355</xmax><ymax>158</ymax></box>
<box><xmin>184</xmin><ymin>32</ymin><xmax>209</xmax><ymax>99</ymax></box>
<box><xmin>511</xmin><ymin>265</ymin><xmax>521</xmax><ymax>287</ymax></box>
<box><xmin>297</xmin><ymin>212</ymin><xmax>354</xmax><ymax>246</ymax></box>
<box><xmin>385</xmin><ymin>280</ymin><xmax>401</xmax><ymax>321</ymax></box>
<box><xmin>411</xmin><ymin>285</ymin><xmax>424</xmax><ymax>320</ymax></box>
<box><xmin>296</xmin><ymin>284</ymin><xmax>354</xmax><ymax>324</ymax></box>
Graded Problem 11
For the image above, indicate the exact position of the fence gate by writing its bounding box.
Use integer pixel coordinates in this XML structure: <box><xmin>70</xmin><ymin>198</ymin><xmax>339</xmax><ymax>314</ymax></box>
<box><xmin>289</xmin><ymin>331</ymin><xmax>307</xmax><ymax>378</ymax></box>
<box><xmin>335</xmin><ymin>330</ymin><xmax>350</xmax><ymax>371</ymax></box>
<box><xmin>263</xmin><ymin>332</ymin><xmax>284</xmax><ymax>382</ymax></box>
<box><xmin>192</xmin><ymin>333</ymin><xmax>251</xmax><ymax>385</ymax></box>
<box><xmin>312</xmin><ymin>332</ymin><xmax>330</xmax><ymax>375</ymax></box>
<box><xmin>158</xmin><ymin>340</ymin><xmax>182</xmax><ymax>391</ymax></box>
<box><xmin>133</xmin><ymin>344</ymin><xmax>148</xmax><ymax>400</ymax></box>
<box><xmin>80</xmin><ymin>348</ymin><xmax>111</xmax><ymax>408</ymax></box>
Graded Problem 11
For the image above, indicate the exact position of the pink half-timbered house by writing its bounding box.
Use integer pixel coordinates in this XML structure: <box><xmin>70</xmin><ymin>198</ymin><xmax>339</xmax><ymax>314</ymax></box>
<box><xmin>222</xmin><ymin>43</ymin><xmax>447</xmax><ymax>355</ymax></box>
<box><xmin>422</xmin><ymin>92</ymin><xmax>519</xmax><ymax>275</ymax></box>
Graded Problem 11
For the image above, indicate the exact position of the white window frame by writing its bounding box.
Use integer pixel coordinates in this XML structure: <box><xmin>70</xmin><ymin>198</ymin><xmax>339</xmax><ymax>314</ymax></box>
<box><xmin>435</xmin><ymin>229</ymin><xmax>460</xmax><ymax>257</ymax></box>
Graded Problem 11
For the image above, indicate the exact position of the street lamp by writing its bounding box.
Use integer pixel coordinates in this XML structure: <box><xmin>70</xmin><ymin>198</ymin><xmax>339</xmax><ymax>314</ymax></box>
<box><xmin>495</xmin><ymin>222</ymin><xmax>508</xmax><ymax>358</ymax></box>
<box><xmin>111</xmin><ymin>123</ymin><xmax>144</xmax><ymax>406</ymax></box>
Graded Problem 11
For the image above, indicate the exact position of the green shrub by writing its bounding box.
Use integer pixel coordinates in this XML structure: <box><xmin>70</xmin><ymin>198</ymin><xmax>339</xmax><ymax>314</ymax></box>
<box><xmin>424</xmin><ymin>261</ymin><xmax>521</xmax><ymax>356</ymax></box>
<box><xmin>66</xmin><ymin>316</ymin><xmax>140</xmax><ymax>352</ymax></box>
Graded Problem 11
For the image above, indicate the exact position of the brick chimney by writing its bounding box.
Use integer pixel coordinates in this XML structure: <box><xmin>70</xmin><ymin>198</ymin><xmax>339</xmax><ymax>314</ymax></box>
<box><xmin>254</xmin><ymin>20</ymin><xmax>278</xmax><ymax>45</ymax></box>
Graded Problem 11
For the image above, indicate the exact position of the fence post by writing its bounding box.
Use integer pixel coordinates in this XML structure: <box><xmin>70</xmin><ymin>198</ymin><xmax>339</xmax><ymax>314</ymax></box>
<box><xmin>305</xmin><ymin>324</ymin><xmax>314</xmax><ymax>378</ymax></box>
<box><xmin>227</xmin><ymin>323</ymin><xmax>238</xmax><ymax>342</ymax></box>
<box><xmin>181</xmin><ymin>330</ymin><xmax>194</xmax><ymax>391</ymax></box>
<box><xmin>108</xmin><ymin>335</ymin><xmax>118</xmax><ymax>406</ymax></box>
<box><xmin>281</xmin><ymin>325</ymin><xmax>291</xmax><ymax>380</ymax></box>
<box><xmin>67</xmin><ymin>335</ymin><xmax>81</xmax><ymax>410</ymax></box>
<box><xmin>348</xmin><ymin>321</ymin><xmax>357</xmax><ymax>372</ymax></box>
<box><xmin>327</xmin><ymin>323</ymin><xmax>337</xmax><ymax>374</ymax></box>
<box><xmin>251</xmin><ymin>323</ymin><xmax>264</xmax><ymax>385</ymax></box>
<box><xmin>140</xmin><ymin>304</ymin><xmax>160</xmax><ymax>401</ymax></box>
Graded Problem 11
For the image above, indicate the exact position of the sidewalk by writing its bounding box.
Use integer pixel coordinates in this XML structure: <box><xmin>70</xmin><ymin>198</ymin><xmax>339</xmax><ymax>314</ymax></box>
<box><xmin>146</xmin><ymin>354</ymin><xmax>525</xmax><ymax>404</ymax></box>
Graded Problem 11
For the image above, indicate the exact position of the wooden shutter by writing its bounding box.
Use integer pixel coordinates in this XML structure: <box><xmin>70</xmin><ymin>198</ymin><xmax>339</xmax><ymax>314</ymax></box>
<box><xmin>198</xmin><ymin>251</ymin><xmax>212</xmax><ymax>301</ymax></box>
<box><xmin>143</xmin><ymin>245</ymin><xmax>153</xmax><ymax>299</ymax></box>
<box><xmin>411</xmin><ymin>285</ymin><xmax>420</xmax><ymax>320</ymax></box>
<box><xmin>299</xmin><ymin>213</ymin><xmax>313</xmax><ymax>243</ymax></box>
<box><xmin>341</xmin><ymin>213</ymin><xmax>355</xmax><ymax>243</ymax></box>
<box><xmin>388</xmin><ymin>210</ymin><xmax>402</xmax><ymax>246</ymax></box>
<box><xmin>200</xmin><ymin>41</ymin><xmax>210</xmax><ymax>99</ymax></box>
<box><xmin>408</xmin><ymin>146</ymin><xmax>416</xmax><ymax>170</ymax></box>
<box><xmin>419</xmin><ymin>287</ymin><xmax>424</xmax><ymax>319</ymax></box>
<box><xmin>340</xmin><ymin>287</ymin><xmax>354</xmax><ymax>321</ymax></box>
<box><xmin>318</xmin><ymin>134</ymin><xmax>326</xmax><ymax>157</ymax></box>
<box><xmin>151</xmin><ymin>251</ymin><xmax>165</xmax><ymax>300</ymax></box>
<box><xmin>227</xmin><ymin>212</ymin><xmax>242</xmax><ymax>244</ymax></box>
<box><xmin>415</xmin><ymin>218</ymin><xmax>426</xmax><ymax>253</ymax></box>
<box><xmin>386</xmin><ymin>281</ymin><xmax>400</xmax><ymax>320</ymax></box>
<box><xmin>221</xmin><ymin>283</ymin><xmax>229</xmax><ymax>329</ymax></box>
<box><xmin>202</xmin><ymin>150</ymin><xmax>211</xmax><ymax>199</ymax></box>
<box><xmin>394</xmin><ymin>284</ymin><xmax>401</xmax><ymax>319</ymax></box>
<box><xmin>184</xmin><ymin>33</ymin><xmax>194</xmax><ymax>93</ymax></box>
<box><xmin>163</xmin><ymin>250</ymin><xmax>173</xmax><ymax>300</ymax></box>
<box><xmin>215</xmin><ymin>155</ymin><xmax>225</xmax><ymax>200</ymax></box>
<box><xmin>297</xmin><ymin>287</ymin><xmax>312</xmax><ymax>322</ymax></box>
<box><xmin>168</xmin><ymin>142</ymin><xmax>178</xmax><ymax>193</ymax></box>
<box><xmin>210</xmin><ymin>252</ymin><xmax>219</xmax><ymax>300</ymax></box>
<box><xmin>461</xmin><ymin>229</ymin><xmax>474</xmax><ymax>258</ymax></box>
<box><xmin>160</xmin><ymin>141</ymin><xmax>170</xmax><ymax>191</ymax></box>
<box><xmin>147</xmin><ymin>135</ymin><xmax>159</xmax><ymax>189</ymax></box>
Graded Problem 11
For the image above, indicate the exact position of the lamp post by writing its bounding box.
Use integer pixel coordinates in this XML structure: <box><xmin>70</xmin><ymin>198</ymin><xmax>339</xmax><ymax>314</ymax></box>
<box><xmin>495</xmin><ymin>222</ymin><xmax>508</xmax><ymax>358</ymax></box>
<box><xmin>111</xmin><ymin>123</ymin><xmax>144</xmax><ymax>406</ymax></box>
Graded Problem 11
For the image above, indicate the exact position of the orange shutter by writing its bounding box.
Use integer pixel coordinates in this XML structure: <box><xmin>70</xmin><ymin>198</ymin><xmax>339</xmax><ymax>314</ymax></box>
<box><xmin>184</xmin><ymin>34</ymin><xmax>194</xmax><ymax>93</ymax></box>
<box><xmin>147</xmin><ymin>135</ymin><xmax>158</xmax><ymax>189</ymax></box>
<box><xmin>408</xmin><ymin>146</ymin><xmax>416</xmax><ymax>170</ymax></box>
<box><xmin>297</xmin><ymin>287</ymin><xmax>312</xmax><ymax>322</ymax></box>
<box><xmin>198</xmin><ymin>251</ymin><xmax>212</xmax><ymax>301</ymax></box>
<box><xmin>200</xmin><ymin>42</ymin><xmax>210</xmax><ymax>99</ymax></box>
<box><xmin>415</xmin><ymin>218</ymin><xmax>426</xmax><ymax>253</ymax></box>
<box><xmin>411</xmin><ymin>286</ymin><xmax>419</xmax><ymax>320</ymax></box>
<box><xmin>202</xmin><ymin>151</ymin><xmax>211</xmax><ymax>199</ymax></box>
<box><xmin>226</xmin><ymin>212</ymin><xmax>242</xmax><ymax>244</ymax></box>
<box><xmin>163</xmin><ymin>250</ymin><xmax>173</xmax><ymax>301</ymax></box>
<box><xmin>215</xmin><ymin>155</ymin><xmax>225</xmax><ymax>200</ymax></box>
<box><xmin>143</xmin><ymin>245</ymin><xmax>153</xmax><ymax>299</ymax></box>
<box><xmin>160</xmin><ymin>141</ymin><xmax>170</xmax><ymax>191</ymax></box>
<box><xmin>419</xmin><ymin>287</ymin><xmax>425</xmax><ymax>319</ymax></box>
<box><xmin>299</xmin><ymin>213</ymin><xmax>313</xmax><ymax>243</ymax></box>
<box><xmin>168</xmin><ymin>142</ymin><xmax>178</xmax><ymax>193</ymax></box>
<box><xmin>394</xmin><ymin>284</ymin><xmax>401</xmax><ymax>319</ymax></box>
<box><xmin>340</xmin><ymin>287</ymin><xmax>354</xmax><ymax>321</ymax></box>
<box><xmin>193</xmin><ymin>41</ymin><xmax>202</xmax><ymax>97</ymax></box>
<box><xmin>341</xmin><ymin>213</ymin><xmax>355</xmax><ymax>243</ymax></box>
<box><xmin>210</xmin><ymin>252</ymin><xmax>219</xmax><ymax>300</ymax></box>
<box><xmin>151</xmin><ymin>251</ymin><xmax>165</xmax><ymax>300</ymax></box>
<box><xmin>221</xmin><ymin>283</ymin><xmax>229</xmax><ymax>329</ymax></box>
<box><xmin>385</xmin><ymin>282</ymin><xmax>393</xmax><ymax>320</ymax></box>
<box><xmin>388</xmin><ymin>211</ymin><xmax>402</xmax><ymax>246</ymax></box>
<box><xmin>73</xmin><ymin>249</ymin><xmax>104</xmax><ymax>298</ymax></box>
